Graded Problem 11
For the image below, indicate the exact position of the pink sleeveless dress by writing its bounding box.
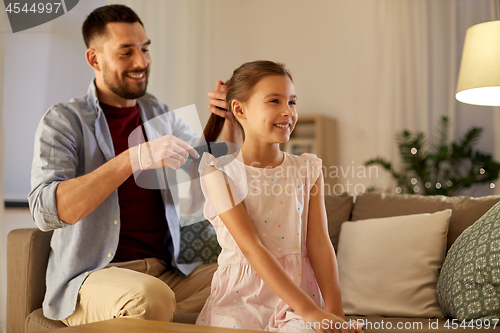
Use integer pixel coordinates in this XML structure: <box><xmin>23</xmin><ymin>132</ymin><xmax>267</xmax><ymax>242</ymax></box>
<box><xmin>195</xmin><ymin>151</ymin><xmax>324</xmax><ymax>332</ymax></box>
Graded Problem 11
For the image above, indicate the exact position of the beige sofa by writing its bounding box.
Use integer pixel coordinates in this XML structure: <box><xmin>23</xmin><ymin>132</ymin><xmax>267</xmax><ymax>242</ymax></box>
<box><xmin>7</xmin><ymin>192</ymin><xmax>500</xmax><ymax>333</ymax></box>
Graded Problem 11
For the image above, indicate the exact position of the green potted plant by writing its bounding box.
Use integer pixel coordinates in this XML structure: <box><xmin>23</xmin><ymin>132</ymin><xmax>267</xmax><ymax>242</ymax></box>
<box><xmin>365</xmin><ymin>116</ymin><xmax>500</xmax><ymax>196</ymax></box>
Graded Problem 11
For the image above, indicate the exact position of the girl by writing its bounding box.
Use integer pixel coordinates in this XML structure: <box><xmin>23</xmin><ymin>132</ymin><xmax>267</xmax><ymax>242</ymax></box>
<box><xmin>194</xmin><ymin>61</ymin><xmax>362</xmax><ymax>333</ymax></box>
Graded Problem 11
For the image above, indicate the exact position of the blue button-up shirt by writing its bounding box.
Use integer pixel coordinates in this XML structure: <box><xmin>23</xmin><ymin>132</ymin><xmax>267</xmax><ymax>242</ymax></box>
<box><xmin>28</xmin><ymin>81</ymin><xmax>202</xmax><ymax>320</ymax></box>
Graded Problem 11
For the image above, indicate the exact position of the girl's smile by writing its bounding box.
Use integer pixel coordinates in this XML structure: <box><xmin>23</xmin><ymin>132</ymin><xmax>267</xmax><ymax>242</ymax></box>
<box><xmin>273</xmin><ymin>122</ymin><xmax>292</xmax><ymax>130</ymax></box>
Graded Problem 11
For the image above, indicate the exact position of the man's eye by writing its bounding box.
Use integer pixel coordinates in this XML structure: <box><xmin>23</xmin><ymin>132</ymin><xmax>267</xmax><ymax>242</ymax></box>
<box><xmin>142</xmin><ymin>49</ymin><xmax>149</xmax><ymax>53</ymax></box>
<box><xmin>121</xmin><ymin>52</ymin><xmax>131</xmax><ymax>56</ymax></box>
<box><xmin>270</xmin><ymin>99</ymin><xmax>279</xmax><ymax>104</ymax></box>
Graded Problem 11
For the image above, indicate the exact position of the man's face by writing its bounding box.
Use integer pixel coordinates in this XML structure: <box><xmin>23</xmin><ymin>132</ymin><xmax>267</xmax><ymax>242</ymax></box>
<box><xmin>96</xmin><ymin>22</ymin><xmax>151</xmax><ymax>100</ymax></box>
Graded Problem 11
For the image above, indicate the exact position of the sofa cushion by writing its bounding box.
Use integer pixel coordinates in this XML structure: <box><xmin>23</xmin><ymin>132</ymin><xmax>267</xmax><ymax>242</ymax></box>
<box><xmin>437</xmin><ymin>201</ymin><xmax>500</xmax><ymax>321</ymax></box>
<box><xmin>324</xmin><ymin>193</ymin><xmax>354</xmax><ymax>251</ymax></box>
<box><xmin>337</xmin><ymin>210</ymin><xmax>451</xmax><ymax>317</ymax></box>
<box><xmin>178</xmin><ymin>219</ymin><xmax>221</xmax><ymax>264</ymax></box>
<box><xmin>349</xmin><ymin>192</ymin><xmax>500</xmax><ymax>251</ymax></box>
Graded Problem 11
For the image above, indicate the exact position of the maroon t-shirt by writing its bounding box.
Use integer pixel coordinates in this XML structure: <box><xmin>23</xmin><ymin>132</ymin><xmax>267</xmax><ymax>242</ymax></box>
<box><xmin>100</xmin><ymin>101</ymin><xmax>172</xmax><ymax>265</ymax></box>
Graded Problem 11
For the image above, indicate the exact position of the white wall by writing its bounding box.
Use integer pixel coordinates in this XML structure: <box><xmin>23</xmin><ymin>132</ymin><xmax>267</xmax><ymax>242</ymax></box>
<box><xmin>2</xmin><ymin>0</ymin><xmax>105</xmax><ymax>201</ymax></box>
<box><xmin>0</xmin><ymin>0</ymin><xmax>106</xmax><ymax>328</ymax></box>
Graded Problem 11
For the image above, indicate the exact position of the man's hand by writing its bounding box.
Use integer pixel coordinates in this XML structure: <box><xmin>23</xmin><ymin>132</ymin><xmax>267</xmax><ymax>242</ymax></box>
<box><xmin>132</xmin><ymin>135</ymin><xmax>200</xmax><ymax>172</ymax></box>
<box><xmin>208</xmin><ymin>80</ymin><xmax>229</xmax><ymax>118</ymax></box>
<box><xmin>208</xmin><ymin>80</ymin><xmax>243</xmax><ymax>146</ymax></box>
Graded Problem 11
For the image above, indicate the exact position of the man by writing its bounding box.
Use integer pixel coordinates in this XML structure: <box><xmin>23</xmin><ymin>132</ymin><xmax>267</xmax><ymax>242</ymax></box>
<box><xmin>29</xmin><ymin>4</ymin><xmax>234</xmax><ymax>325</ymax></box>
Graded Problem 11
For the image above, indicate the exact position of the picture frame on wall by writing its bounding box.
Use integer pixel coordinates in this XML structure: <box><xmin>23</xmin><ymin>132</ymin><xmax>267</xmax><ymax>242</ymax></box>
<box><xmin>284</xmin><ymin>138</ymin><xmax>316</xmax><ymax>155</ymax></box>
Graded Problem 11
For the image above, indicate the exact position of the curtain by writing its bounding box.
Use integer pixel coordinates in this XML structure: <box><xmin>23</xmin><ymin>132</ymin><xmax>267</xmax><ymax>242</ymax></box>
<box><xmin>367</xmin><ymin>0</ymin><xmax>434</xmax><ymax>190</ymax></box>
<box><xmin>358</xmin><ymin>0</ymin><xmax>493</xmax><ymax>194</ymax></box>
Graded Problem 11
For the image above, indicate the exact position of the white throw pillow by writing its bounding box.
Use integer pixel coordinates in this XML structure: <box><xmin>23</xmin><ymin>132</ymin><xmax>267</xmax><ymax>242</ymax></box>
<box><xmin>337</xmin><ymin>209</ymin><xmax>451</xmax><ymax>318</ymax></box>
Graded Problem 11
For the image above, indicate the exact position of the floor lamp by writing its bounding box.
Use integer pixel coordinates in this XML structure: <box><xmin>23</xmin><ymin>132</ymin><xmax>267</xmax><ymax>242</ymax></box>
<box><xmin>456</xmin><ymin>20</ymin><xmax>500</xmax><ymax>106</ymax></box>
<box><xmin>456</xmin><ymin>20</ymin><xmax>500</xmax><ymax>192</ymax></box>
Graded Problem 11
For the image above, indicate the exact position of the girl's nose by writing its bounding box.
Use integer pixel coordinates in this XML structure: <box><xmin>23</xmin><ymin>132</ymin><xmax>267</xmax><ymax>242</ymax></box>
<box><xmin>283</xmin><ymin>105</ymin><xmax>295</xmax><ymax>117</ymax></box>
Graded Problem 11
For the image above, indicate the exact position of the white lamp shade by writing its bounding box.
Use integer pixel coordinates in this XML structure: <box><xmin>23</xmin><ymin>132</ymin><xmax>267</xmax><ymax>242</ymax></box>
<box><xmin>456</xmin><ymin>20</ymin><xmax>500</xmax><ymax>106</ymax></box>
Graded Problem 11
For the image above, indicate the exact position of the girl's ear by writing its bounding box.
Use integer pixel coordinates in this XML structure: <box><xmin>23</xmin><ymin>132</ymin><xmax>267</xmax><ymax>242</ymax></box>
<box><xmin>231</xmin><ymin>100</ymin><xmax>246</xmax><ymax>121</ymax></box>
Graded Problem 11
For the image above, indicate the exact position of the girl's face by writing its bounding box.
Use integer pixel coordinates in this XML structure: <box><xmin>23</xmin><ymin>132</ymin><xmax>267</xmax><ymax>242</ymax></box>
<box><xmin>237</xmin><ymin>75</ymin><xmax>297</xmax><ymax>145</ymax></box>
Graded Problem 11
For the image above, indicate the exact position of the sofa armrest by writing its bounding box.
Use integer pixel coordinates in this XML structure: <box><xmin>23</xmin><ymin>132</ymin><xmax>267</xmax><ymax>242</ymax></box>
<box><xmin>7</xmin><ymin>228</ymin><xmax>53</xmax><ymax>333</ymax></box>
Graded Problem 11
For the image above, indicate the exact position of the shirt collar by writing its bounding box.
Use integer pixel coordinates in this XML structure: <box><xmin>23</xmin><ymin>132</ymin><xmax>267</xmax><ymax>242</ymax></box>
<box><xmin>87</xmin><ymin>79</ymin><xmax>101</xmax><ymax>113</ymax></box>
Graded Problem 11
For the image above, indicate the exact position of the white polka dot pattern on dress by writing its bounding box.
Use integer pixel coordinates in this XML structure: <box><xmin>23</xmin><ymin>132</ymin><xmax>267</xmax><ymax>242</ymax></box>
<box><xmin>196</xmin><ymin>152</ymin><xmax>325</xmax><ymax>330</ymax></box>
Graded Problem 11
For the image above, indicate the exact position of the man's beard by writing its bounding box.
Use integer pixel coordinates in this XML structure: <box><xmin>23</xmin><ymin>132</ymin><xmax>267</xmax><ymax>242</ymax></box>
<box><xmin>103</xmin><ymin>65</ymin><xmax>149</xmax><ymax>100</ymax></box>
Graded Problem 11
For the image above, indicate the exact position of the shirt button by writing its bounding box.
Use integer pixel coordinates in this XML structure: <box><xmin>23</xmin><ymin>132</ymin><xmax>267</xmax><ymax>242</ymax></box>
<box><xmin>114</xmin><ymin>220</ymin><xmax>118</xmax><ymax>225</ymax></box>
<box><xmin>108</xmin><ymin>253</ymin><xmax>113</xmax><ymax>258</ymax></box>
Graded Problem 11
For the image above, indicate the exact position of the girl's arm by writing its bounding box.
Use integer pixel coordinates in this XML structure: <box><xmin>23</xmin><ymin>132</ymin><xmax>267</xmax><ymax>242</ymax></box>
<box><xmin>203</xmin><ymin>165</ymin><xmax>319</xmax><ymax>317</ymax></box>
<box><xmin>306</xmin><ymin>170</ymin><xmax>345</xmax><ymax>318</ymax></box>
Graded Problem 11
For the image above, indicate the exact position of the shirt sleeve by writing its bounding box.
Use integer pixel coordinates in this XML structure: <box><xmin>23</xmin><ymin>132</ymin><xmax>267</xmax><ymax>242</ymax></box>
<box><xmin>300</xmin><ymin>153</ymin><xmax>323</xmax><ymax>191</ymax></box>
<box><xmin>197</xmin><ymin>152</ymin><xmax>244</xmax><ymax>221</ymax></box>
<box><xmin>28</xmin><ymin>105</ymin><xmax>81</xmax><ymax>231</ymax></box>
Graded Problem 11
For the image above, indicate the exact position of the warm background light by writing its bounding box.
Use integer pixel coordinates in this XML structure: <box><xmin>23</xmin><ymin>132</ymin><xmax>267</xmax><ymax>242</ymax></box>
<box><xmin>456</xmin><ymin>20</ymin><xmax>500</xmax><ymax>106</ymax></box>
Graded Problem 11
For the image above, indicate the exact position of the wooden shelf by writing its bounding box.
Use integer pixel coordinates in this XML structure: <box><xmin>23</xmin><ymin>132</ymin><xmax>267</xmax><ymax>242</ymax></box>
<box><xmin>281</xmin><ymin>114</ymin><xmax>338</xmax><ymax>188</ymax></box>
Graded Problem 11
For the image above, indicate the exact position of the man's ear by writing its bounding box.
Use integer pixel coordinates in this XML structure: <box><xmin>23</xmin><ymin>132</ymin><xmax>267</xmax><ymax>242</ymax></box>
<box><xmin>85</xmin><ymin>48</ymin><xmax>101</xmax><ymax>71</ymax></box>
<box><xmin>231</xmin><ymin>100</ymin><xmax>246</xmax><ymax>121</ymax></box>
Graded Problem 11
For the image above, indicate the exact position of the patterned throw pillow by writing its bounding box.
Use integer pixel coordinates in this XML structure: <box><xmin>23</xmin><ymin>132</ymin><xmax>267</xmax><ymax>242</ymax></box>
<box><xmin>177</xmin><ymin>216</ymin><xmax>221</xmax><ymax>264</ymax></box>
<box><xmin>437</xmin><ymin>201</ymin><xmax>500</xmax><ymax>320</ymax></box>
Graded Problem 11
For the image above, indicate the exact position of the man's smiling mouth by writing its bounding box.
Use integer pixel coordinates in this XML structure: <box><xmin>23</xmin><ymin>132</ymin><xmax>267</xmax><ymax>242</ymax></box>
<box><xmin>126</xmin><ymin>73</ymin><xmax>145</xmax><ymax>79</ymax></box>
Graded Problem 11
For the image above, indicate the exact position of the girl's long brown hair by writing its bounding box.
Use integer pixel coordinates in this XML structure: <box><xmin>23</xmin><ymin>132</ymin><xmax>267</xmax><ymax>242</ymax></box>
<box><xmin>186</xmin><ymin>60</ymin><xmax>293</xmax><ymax>215</ymax></box>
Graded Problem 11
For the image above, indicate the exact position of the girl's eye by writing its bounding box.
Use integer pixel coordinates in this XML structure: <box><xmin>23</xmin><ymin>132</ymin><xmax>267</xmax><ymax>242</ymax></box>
<box><xmin>270</xmin><ymin>99</ymin><xmax>279</xmax><ymax>104</ymax></box>
<box><xmin>289</xmin><ymin>100</ymin><xmax>296</xmax><ymax>105</ymax></box>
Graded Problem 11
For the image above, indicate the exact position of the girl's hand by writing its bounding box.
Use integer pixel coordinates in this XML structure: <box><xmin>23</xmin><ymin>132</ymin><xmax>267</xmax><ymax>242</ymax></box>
<box><xmin>302</xmin><ymin>309</ymin><xmax>364</xmax><ymax>333</ymax></box>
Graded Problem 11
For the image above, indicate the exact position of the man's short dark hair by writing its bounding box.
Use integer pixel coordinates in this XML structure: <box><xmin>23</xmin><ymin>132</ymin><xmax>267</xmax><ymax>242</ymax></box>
<box><xmin>82</xmin><ymin>5</ymin><xmax>144</xmax><ymax>48</ymax></box>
